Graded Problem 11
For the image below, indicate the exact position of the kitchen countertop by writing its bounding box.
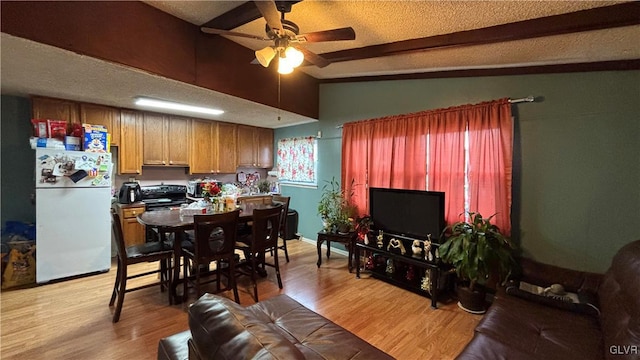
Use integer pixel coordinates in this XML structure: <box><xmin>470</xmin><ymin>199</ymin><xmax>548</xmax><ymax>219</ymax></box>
<box><xmin>112</xmin><ymin>202</ymin><xmax>145</xmax><ymax>209</ymax></box>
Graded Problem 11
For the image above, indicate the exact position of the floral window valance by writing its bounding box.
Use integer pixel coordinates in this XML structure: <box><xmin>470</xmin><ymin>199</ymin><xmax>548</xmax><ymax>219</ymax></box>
<box><xmin>277</xmin><ymin>136</ymin><xmax>317</xmax><ymax>186</ymax></box>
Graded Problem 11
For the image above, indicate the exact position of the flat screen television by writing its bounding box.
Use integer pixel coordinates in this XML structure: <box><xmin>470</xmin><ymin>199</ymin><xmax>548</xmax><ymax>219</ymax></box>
<box><xmin>369</xmin><ymin>187</ymin><xmax>445</xmax><ymax>242</ymax></box>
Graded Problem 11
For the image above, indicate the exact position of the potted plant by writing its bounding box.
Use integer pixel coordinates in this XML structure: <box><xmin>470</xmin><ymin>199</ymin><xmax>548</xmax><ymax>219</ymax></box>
<box><xmin>438</xmin><ymin>212</ymin><xmax>515</xmax><ymax>314</ymax></box>
<box><xmin>317</xmin><ymin>177</ymin><xmax>356</xmax><ymax>233</ymax></box>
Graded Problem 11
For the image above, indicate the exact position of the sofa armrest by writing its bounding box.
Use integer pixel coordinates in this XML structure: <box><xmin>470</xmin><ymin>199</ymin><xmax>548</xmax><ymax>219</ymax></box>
<box><xmin>518</xmin><ymin>257</ymin><xmax>602</xmax><ymax>294</ymax></box>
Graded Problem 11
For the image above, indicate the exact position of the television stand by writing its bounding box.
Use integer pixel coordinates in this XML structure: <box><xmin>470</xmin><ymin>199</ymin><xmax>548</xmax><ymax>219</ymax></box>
<box><xmin>354</xmin><ymin>233</ymin><xmax>451</xmax><ymax>308</ymax></box>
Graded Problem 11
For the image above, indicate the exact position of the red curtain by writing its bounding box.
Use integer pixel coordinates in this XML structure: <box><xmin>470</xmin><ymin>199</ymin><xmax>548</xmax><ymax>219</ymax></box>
<box><xmin>341</xmin><ymin>99</ymin><xmax>512</xmax><ymax>233</ymax></box>
<box><xmin>468</xmin><ymin>99</ymin><xmax>513</xmax><ymax>235</ymax></box>
<box><xmin>342</xmin><ymin>122</ymin><xmax>371</xmax><ymax>216</ymax></box>
<box><xmin>427</xmin><ymin>109</ymin><xmax>467</xmax><ymax>228</ymax></box>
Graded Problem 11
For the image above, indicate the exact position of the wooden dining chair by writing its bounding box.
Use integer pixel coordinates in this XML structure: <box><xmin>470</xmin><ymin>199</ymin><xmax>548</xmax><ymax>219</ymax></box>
<box><xmin>109</xmin><ymin>210</ymin><xmax>173</xmax><ymax>323</ymax></box>
<box><xmin>235</xmin><ymin>205</ymin><xmax>283</xmax><ymax>302</ymax></box>
<box><xmin>271</xmin><ymin>195</ymin><xmax>291</xmax><ymax>263</ymax></box>
<box><xmin>182</xmin><ymin>210</ymin><xmax>240</xmax><ymax>303</ymax></box>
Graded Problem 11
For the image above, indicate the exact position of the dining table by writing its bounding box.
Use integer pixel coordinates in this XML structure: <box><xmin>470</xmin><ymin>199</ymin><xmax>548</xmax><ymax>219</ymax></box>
<box><xmin>137</xmin><ymin>202</ymin><xmax>276</xmax><ymax>303</ymax></box>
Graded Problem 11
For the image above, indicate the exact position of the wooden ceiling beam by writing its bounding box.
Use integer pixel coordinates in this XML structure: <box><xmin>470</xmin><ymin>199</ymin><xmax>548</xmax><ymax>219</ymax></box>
<box><xmin>201</xmin><ymin>1</ymin><xmax>260</xmax><ymax>30</ymax></box>
<box><xmin>321</xmin><ymin>2</ymin><xmax>640</xmax><ymax>63</ymax></box>
<box><xmin>200</xmin><ymin>1</ymin><xmax>302</xmax><ymax>30</ymax></box>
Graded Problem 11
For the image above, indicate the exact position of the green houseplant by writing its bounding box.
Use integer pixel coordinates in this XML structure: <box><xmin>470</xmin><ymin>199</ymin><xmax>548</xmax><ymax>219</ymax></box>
<box><xmin>317</xmin><ymin>177</ymin><xmax>356</xmax><ymax>234</ymax></box>
<box><xmin>438</xmin><ymin>212</ymin><xmax>515</xmax><ymax>314</ymax></box>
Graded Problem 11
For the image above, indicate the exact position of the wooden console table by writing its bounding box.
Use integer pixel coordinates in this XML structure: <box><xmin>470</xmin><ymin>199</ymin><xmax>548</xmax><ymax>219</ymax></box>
<box><xmin>316</xmin><ymin>230</ymin><xmax>357</xmax><ymax>272</ymax></box>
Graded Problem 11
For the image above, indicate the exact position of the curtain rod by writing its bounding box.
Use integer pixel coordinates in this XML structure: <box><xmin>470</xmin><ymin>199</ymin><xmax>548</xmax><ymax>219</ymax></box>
<box><xmin>336</xmin><ymin>96</ymin><xmax>537</xmax><ymax>128</ymax></box>
<box><xmin>509</xmin><ymin>96</ymin><xmax>535</xmax><ymax>104</ymax></box>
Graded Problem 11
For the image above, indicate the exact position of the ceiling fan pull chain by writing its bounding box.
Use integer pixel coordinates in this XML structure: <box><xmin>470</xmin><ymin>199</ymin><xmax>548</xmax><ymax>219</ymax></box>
<box><xmin>277</xmin><ymin>73</ymin><xmax>282</xmax><ymax>121</ymax></box>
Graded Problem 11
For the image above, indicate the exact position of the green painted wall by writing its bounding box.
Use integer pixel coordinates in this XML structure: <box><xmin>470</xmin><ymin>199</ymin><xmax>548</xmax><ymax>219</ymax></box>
<box><xmin>1</xmin><ymin>95</ymin><xmax>36</xmax><ymax>227</ymax></box>
<box><xmin>275</xmin><ymin>71</ymin><xmax>640</xmax><ymax>273</ymax></box>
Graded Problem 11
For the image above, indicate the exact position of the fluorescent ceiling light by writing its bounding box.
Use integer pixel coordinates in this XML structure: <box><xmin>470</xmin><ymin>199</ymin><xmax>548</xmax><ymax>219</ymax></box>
<box><xmin>134</xmin><ymin>97</ymin><xmax>224</xmax><ymax>115</ymax></box>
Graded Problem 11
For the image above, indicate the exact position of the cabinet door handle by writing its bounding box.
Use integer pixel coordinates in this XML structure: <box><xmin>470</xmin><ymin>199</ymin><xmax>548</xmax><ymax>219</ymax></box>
<box><xmin>163</xmin><ymin>161</ymin><xmax>166</xmax><ymax>165</ymax></box>
<box><xmin>169</xmin><ymin>161</ymin><xmax>173</xmax><ymax>165</ymax></box>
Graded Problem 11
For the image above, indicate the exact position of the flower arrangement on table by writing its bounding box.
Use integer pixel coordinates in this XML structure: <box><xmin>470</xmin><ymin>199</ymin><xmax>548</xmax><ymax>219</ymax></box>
<box><xmin>202</xmin><ymin>182</ymin><xmax>221</xmax><ymax>203</ymax></box>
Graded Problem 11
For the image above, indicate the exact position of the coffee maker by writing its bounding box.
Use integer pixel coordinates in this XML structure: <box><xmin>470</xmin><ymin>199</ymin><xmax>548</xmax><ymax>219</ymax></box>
<box><xmin>118</xmin><ymin>182</ymin><xmax>142</xmax><ymax>204</ymax></box>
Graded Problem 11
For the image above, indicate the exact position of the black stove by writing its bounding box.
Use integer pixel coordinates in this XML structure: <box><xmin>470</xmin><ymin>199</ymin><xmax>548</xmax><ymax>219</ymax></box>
<box><xmin>140</xmin><ymin>184</ymin><xmax>187</xmax><ymax>211</ymax></box>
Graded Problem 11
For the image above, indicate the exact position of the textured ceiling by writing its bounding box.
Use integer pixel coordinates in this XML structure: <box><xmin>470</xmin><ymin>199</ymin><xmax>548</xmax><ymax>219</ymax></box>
<box><xmin>145</xmin><ymin>0</ymin><xmax>639</xmax><ymax>78</ymax></box>
<box><xmin>1</xmin><ymin>1</ymin><xmax>639</xmax><ymax>128</ymax></box>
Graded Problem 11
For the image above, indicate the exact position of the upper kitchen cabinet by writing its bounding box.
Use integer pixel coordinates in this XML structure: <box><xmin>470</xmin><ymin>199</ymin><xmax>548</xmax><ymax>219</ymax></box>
<box><xmin>80</xmin><ymin>103</ymin><xmax>121</xmax><ymax>146</ymax></box>
<box><xmin>256</xmin><ymin>127</ymin><xmax>274</xmax><ymax>169</ymax></box>
<box><xmin>142</xmin><ymin>113</ymin><xmax>189</xmax><ymax>166</ymax></box>
<box><xmin>237</xmin><ymin>125</ymin><xmax>273</xmax><ymax>168</ymax></box>
<box><xmin>190</xmin><ymin>120</ymin><xmax>237</xmax><ymax>174</ymax></box>
<box><xmin>119</xmin><ymin>110</ymin><xmax>143</xmax><ymax>175</ymax></box>
<box><xmin>32</xmin><ymin>96</ymin><xmax>80</xmax><ymax>124</ymax></box>
<box><xmin>218</xmin><ymin>122</ymin><xmax>238</xmax><ymax>173</ymax></box>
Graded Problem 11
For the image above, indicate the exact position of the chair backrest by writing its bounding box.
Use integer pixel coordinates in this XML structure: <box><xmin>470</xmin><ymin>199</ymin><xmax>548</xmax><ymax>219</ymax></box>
<box><xmin>111</xmin><ymin>209</ymin><xmax>127</xmax><ymax>260</ymax></box>
<box><xmin>271</xmin><ymin>195</ymin><xmax>290</xmax><ymax>238</ymax></box>
<box><xmin>193</xmin><ymin>210</ymin><xmax>240</xmax><ymax>262</ymax></box>
<box><xmin>250</xmin><ymin>205</ymin><xmax>282</xmax><ymax>253</ymax></box>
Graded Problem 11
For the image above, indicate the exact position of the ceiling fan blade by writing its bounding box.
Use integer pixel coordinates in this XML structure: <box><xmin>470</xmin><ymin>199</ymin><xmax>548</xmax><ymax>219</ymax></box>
<box><xmin>297</xmin><ymin>47</ymin><xmax>330</xmax><ymax>68</ymax></box>
<box><xmin>201</xmin><ymin>27</ymin><xmax>270</xmax><ymax>41</ymax></box>
<box><xmin>295</xmin><ymin>27</ymin><xmax>356</xmax><ymax>43</ymax></box>
<box><xmin>254</xmin><ymin>1</ymin><xmax>283</xmax><ymax>33</ymax></box>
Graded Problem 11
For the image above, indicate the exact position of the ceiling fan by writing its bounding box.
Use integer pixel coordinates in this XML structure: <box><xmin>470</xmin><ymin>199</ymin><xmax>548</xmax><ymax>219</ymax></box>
<box><xmin>201</xmin><ymin>0</ymin><xmax>356</xmax><ymax>74</ymax></box>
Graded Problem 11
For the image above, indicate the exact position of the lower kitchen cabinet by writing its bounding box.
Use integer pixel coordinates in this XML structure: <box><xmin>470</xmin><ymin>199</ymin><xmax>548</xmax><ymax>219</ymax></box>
<box><xmin>115</xmin><ymin>204</ymin><xmax>146</xmax><ymax>247</ymax></box>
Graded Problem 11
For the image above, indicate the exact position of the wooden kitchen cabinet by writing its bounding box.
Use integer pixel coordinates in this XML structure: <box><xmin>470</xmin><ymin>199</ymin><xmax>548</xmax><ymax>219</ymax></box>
<box><xmin>116</xmin><ymin>204</ymin><xmax>146</xmax><ymax>247</ymax></box>
<box><xmin>256</xmin><ymin>127</ymin><xmax>274</xmax><ymax>169</ymax></box>
<box><xmin>190</xmin><ymin>120</ymin><xmax>237</xmax><ymax>174</ymax></box>
<box><xmin>237</xmin><ymin>125</ymin><xmax>273</xmax><ymax>168</ymax></box>
<box><xmin>32</xmin><ymin>96</ymin><xmax>80</xmax><ymax>124</ymax></box>
<box><xmin>143</xmin><ymin>113</ymin><xmax>189</xmax><ymax>166</ymax></box>
<box><xmin>80</xmin><ymin>103</ymin><xmax>120</xmax><ymax>146</ymax></box>
<box><xmin>217</xmin><ymin>122</ymin><xmax>238</xmax><ymax>173</ymax></box>
<box><xmin>119</xmin><ymin>110</ymin><xmax>143</xmax><ymax>174</ymax></box>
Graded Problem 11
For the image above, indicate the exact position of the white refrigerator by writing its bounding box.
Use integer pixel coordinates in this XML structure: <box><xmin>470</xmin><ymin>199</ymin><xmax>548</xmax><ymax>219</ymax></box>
<box><xmin>35</xmin><ymin>149</ymin><xmax>113</xmax><ymax>283</ymax></box>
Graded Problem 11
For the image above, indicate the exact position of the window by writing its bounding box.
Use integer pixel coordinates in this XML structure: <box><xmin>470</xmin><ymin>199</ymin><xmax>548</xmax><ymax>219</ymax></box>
<box><xmin>276</xmin><ymin>136</ymin><xmax>318</xmax><ymax>187</ymax></box>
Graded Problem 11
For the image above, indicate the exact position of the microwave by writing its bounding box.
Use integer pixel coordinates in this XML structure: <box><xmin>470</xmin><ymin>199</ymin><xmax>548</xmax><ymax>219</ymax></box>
<box><xmin>187</xmin><ymin>180</ymin><xmax>222</xmax><ymax>198</ymax></box>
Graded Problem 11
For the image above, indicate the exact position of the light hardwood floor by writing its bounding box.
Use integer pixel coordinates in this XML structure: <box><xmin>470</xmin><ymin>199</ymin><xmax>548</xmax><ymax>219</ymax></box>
<box><xmin>1</xmin><ymin>239</ymin><xmax>481</xmax><ymax>359</ymax></box>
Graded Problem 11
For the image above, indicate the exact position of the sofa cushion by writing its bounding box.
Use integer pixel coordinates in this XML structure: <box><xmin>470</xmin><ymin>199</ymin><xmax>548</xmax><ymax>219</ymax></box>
<box><xmin>188</xmin><ymin>294</ymin><xmax>393</xmax><ymax>360</ymax></box>
<box><xmin>598</xmin><ymin>240</ymin><xmax>640</xmax><ymax>360</ymax></box>
<box><xmin>461</xmin><ymin>293</ymin><xmax>603</xmax><ymax>360</ymax></box>
<box><xmin>188</xmin><ymin>294</ymin><xmax>305</xmax><ymax>360</ymax></box>
<box><xmin>248</xmin><ymin>295</ymin><xmax>394</xmax><ymax>360</ymax></box>
<box><xmin>157</xmin><ymin>330</ymin><xmax>190</xmax><ymax>360</ymax></box>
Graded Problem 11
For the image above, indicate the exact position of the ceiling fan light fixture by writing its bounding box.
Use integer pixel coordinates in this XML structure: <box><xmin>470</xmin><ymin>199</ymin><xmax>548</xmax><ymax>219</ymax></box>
<box><xmin>277</xmin><ymin>58</ymin><xmax>294</xmax><ymax>75</ymax></box>
<box><xmin>284</xmin><ymin>46</ymin><xmax>304</xmax><ymax>67</ymax></box>
<box><xmin>255</xmin><ymin>46</ymin><xmax>276</xmax><ymax>67</ymax></box>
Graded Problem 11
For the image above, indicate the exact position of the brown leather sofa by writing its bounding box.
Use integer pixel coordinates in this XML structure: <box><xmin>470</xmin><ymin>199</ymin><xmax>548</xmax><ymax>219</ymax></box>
<box><xmin>457</xmin><ymin>239</ymin><xmax>640</xmax><ymax>360</ymax></box>
<box><xmin>158</xmin><ymin>293</ymin><xmax>393</xmax><ymax>360</ymax></box>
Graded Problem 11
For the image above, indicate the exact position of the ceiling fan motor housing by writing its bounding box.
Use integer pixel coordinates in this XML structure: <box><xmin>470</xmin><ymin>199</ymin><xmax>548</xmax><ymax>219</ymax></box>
<box><xmin>266</xmin><ymin>19</ymin><xmax>300</xmax><ymax>40</ymax></box>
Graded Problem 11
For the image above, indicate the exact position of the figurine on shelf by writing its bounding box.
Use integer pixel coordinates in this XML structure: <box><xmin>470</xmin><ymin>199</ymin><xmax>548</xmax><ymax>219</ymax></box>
<box><xmin>376</xmin><ymin>230</ymin><xmax>384</xmax><ymax>249</ymax></box>
<box><xmin>424</xmin><ymin>234</ymin><xmax>432</xmax><ymax>261</ymax></box>
<box><xmin>387</xmin><ymin>238</ymin><xmax>406</xmax><ymax>255</ymax></box>
<box><xmin>411</xmin><ymin>240</ymin><xmax>422</xmax><ymax>257</ymax></box>
<box><xmin>421</xmin><ymin>272</ymin><xmax>432</xmax><ymax>294</ymax></box>
<box><xmin>385</xmin><ymin>258</ymin><xmax>395</xmax><ymax>275</ymax></box>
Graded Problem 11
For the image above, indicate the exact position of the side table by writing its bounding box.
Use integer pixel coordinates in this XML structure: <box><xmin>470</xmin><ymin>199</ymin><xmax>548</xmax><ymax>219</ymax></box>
<box><xmin>316</xmin><ymin>230</ymin><xmax>356</xmax><ymax>272</ymax></box>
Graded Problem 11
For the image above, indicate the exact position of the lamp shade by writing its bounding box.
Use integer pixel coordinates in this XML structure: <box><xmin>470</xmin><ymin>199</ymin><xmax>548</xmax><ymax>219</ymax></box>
<box><xmin>255</xmin><ymin>47</ymin><xmax>276</xmax><ymax>67</ymax></box>
<box><xmin>284</xmin><ymin>47</ymin><xmax>304</xmax><ymax>67</ymax></box>
<box><xmin>277</xmin><ymin>58</ymin><xmax>294</xmax><ymax>74</ymax></box>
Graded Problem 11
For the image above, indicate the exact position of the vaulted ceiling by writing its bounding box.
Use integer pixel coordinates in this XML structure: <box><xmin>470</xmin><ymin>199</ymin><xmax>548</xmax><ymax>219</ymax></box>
<box><xmin>2</xmin><ymin>1</ymin><xmax>639</xmax><ymax>128</ymax></box>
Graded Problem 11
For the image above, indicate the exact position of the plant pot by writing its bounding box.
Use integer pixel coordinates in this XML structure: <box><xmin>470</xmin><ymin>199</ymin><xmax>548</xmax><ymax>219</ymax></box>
<box><xmin>456</xmin><ymin>285</ymin><xmax>486</xmax><ymax>314</ymax></box>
